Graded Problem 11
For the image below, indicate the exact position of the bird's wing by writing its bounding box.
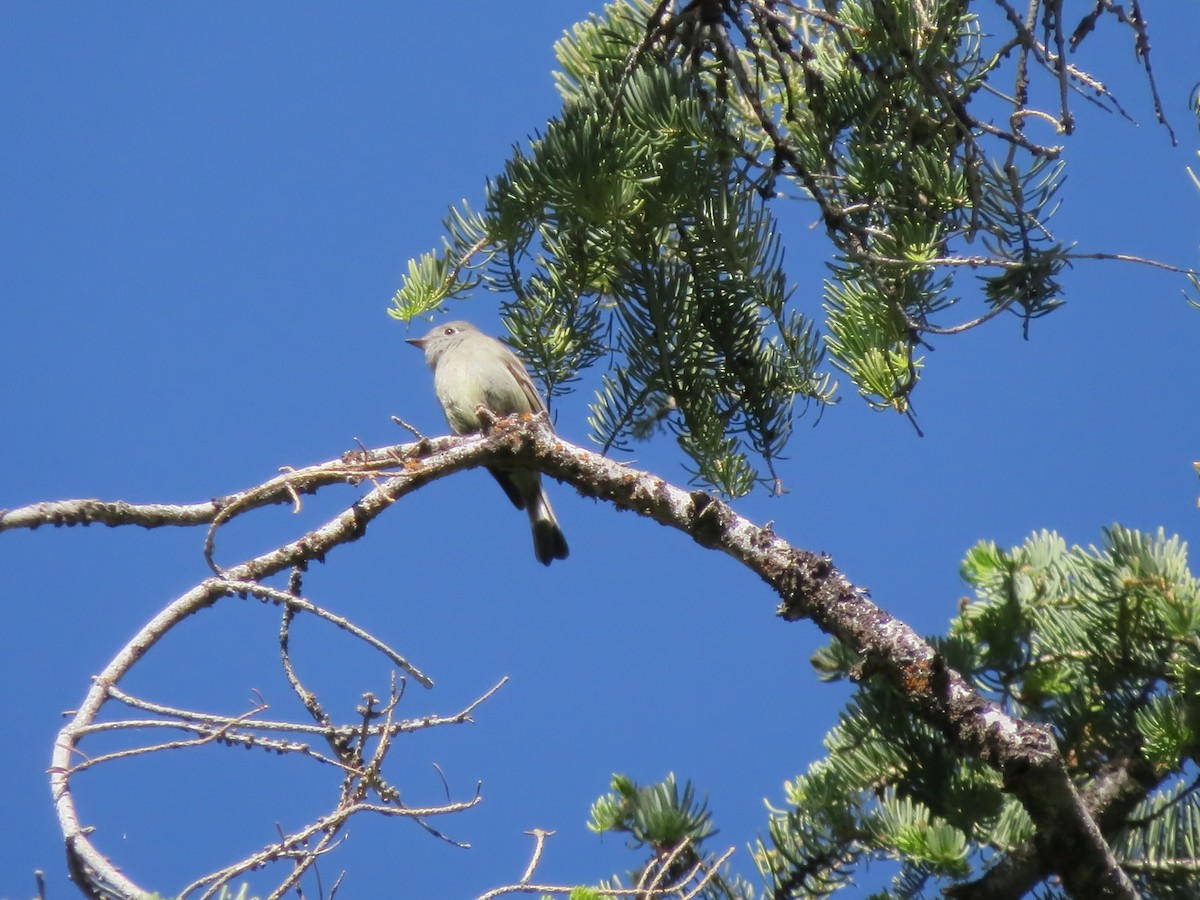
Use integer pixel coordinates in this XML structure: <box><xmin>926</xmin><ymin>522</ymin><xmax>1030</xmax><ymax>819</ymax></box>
<box><xmin>504</xmin><ymin>353</ymin><xmax>547</xmax><ymax>415</ymax></box>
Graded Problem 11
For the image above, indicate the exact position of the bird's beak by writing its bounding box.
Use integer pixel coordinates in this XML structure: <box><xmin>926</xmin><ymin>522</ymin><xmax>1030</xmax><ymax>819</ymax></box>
<box><xmin>405</xmin><ymin>338</ymin><xmax>426</xmax><ymax>349</ymax></box>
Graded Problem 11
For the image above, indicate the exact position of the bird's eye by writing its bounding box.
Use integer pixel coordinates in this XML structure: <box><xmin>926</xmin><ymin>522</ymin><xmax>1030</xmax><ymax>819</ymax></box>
<box><xmin>443</xmin><ymin>327</ymin><xmax>456</xmax><ymax>335</ymax></box>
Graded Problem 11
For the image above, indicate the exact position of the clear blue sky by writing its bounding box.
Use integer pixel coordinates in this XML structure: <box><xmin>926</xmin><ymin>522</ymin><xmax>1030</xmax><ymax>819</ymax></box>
<box><xmin>2</xmin><ymin>4</ymin><xmax>1198</xmax><ymax>898</ymax></box>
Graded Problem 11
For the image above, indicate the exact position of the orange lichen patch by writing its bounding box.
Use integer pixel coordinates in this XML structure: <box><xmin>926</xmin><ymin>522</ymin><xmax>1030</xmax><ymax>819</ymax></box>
<box><xmin>900</xmin><ymin>662</ymin><xmax>933</xmax><ymax>695</ymax></box>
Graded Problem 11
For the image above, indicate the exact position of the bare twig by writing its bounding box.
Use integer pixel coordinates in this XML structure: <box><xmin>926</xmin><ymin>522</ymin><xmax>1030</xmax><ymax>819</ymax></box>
<box><xmin>474</xmin><ymin>842</ymin><xmax>734</xmax><ymax>900</ymax></box>
<box><xmin>520</xmin><ymin>829</ymin><xmax>555</xmax><ymax>883</ymax></box>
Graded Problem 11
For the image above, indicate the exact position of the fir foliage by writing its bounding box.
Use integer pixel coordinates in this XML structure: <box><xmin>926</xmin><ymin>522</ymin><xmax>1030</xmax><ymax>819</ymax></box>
<box><xmin>391</xmin><ymin>0</ymin><xmax>1166</xmax><ymax>494</ymax></box>
<box><xmin>393</xmin><ymin>1</ymin><xmax>834</xmax><ymax>496</ymax></box>
<box><xmin>588</xmin><ymin>772</ymin><xmax>757</xmax><ymax>899</ymax></box>
<box><xmin>755</xmin><ymin>526</ymin><xmax>1200</xmax><ymax>896</ymax></box>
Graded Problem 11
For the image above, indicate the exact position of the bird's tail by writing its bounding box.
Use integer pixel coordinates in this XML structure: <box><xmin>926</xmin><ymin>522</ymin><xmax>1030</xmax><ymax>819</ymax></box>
<box><xmin>528</xmin><ymin>489</ymin><xmax>569</xmax><ymax>566</ymax></box>
<box><xmin>489</xmin><ymin>467</ymin><xmax>569</xmax><ymax>566</ymax></box>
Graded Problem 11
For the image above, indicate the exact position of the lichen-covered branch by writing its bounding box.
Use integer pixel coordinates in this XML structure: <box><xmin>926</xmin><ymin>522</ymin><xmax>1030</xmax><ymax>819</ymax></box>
<box><xmin>5</xmin><ymin>414</ymin><xmax>1138</xmax><ymax>897</ymax></box>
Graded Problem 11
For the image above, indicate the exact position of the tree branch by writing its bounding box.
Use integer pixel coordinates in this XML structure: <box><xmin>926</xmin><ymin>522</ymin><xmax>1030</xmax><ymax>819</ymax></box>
<box><xmin>445</xmin><ymin>415</ymin><xmax>1137</xmax><ymax>898</ymax></box>
<box><xmin>6</xmin><ymin>414</ymin><xmax>1137</xmax><ymax>897</ymax></box>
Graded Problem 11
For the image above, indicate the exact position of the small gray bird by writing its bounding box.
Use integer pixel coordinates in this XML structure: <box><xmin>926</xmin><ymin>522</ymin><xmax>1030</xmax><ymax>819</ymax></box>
<box><xmin>406</xmin><ymin>321</ymin><xmax>569</xmax><ymax>566</ymax></box>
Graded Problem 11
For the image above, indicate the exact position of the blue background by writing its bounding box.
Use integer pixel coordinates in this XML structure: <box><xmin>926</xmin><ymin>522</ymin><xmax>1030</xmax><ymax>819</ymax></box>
<box><xmin>2</xmin><ymin>3</ymin><xmax>1199</xmax><ymax>897</ymax></box>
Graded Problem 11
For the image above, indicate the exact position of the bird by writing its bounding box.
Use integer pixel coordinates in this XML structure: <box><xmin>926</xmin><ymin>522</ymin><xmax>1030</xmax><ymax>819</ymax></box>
<box><xmin>407</xmin><ymin>320</ymin><xmax>569</xmax><ymax>566</ymax></box>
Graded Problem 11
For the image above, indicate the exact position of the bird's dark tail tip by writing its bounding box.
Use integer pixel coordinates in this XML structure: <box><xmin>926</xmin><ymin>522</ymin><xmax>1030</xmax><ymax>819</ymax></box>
<box><xmin>533</xmin><ymin>521</ymin><xmax>569</xmax><ymax>566</ymax></box>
